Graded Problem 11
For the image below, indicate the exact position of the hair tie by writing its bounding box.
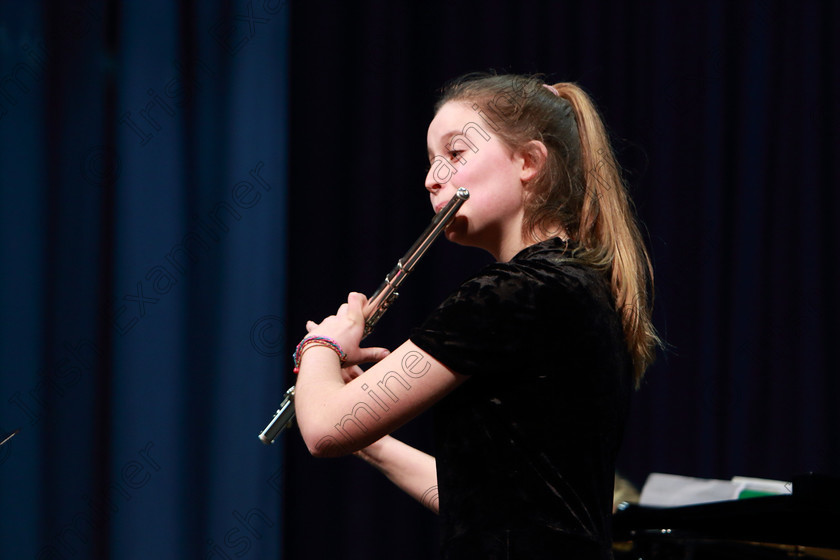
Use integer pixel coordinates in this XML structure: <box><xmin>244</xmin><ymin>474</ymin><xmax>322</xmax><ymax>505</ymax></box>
<box><xmin>542</xmin><ymin>84</ymin><xmax>560</xmax><ymax>97</ymax></box>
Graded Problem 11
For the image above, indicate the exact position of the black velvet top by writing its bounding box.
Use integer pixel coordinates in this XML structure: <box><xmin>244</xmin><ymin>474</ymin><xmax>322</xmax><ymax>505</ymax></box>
<box><xmin>410</xmin><ymin>238</ymin><xmax>633</xmax><ymax>559</ymax></box>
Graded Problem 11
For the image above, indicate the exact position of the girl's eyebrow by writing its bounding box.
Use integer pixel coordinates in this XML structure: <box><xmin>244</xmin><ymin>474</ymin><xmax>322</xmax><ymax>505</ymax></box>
<box><xmin>427</xmin><ymin>131</ymin><xmax>460</xmax><ymax>159</ymax></box>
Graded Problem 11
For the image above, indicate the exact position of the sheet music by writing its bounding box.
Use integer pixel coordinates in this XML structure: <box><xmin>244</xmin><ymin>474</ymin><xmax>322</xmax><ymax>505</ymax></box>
<box><xmin>639</xmin><ymin>473</ymin><xmax>791</xmax><ymax>507</ymax></box>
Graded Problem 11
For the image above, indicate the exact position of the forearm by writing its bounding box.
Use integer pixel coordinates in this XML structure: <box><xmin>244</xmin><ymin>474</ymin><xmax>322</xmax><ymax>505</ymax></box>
<box><xmin>294</xmin><ymin>346</ymin><xmax>364</xmax><ymax>456</ymax></box>
<box><xmin>355</xmin><ymin>435</ymin><xmax>439</xmax><ymax>514</ymax></box>
<box><xmin>294</xmin><ymin>338</ymin><xmax>465</xmax><ymax>459</ymax></box>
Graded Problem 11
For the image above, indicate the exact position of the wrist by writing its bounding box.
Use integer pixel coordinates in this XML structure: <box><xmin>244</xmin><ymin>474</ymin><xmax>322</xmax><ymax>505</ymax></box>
<box><xmin>293</xmin><ymin>335</ymin><xmax>347</xmax><ymax>374</ymax></box>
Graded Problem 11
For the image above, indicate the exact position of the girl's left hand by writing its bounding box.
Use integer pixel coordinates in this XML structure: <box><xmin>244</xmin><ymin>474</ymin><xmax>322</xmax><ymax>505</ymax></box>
<box><xmin>304</xmin><ymin>292</ymin><xmax>390</xmax><ymax>381</ymax></box>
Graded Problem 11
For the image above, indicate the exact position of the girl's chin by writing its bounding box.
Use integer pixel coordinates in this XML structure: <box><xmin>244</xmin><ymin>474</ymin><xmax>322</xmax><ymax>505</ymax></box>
<box><xmin>443</xmin><ymin>219</ymin><xmax>469</xmax><ymax>242</ymax></box>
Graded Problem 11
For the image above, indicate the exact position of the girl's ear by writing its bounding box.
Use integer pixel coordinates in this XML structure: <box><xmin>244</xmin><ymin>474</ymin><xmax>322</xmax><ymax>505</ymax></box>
<box><xmin>517</xmin><ymin>140</ymin><xmax>548</xmax><ymax>185</ymax></box>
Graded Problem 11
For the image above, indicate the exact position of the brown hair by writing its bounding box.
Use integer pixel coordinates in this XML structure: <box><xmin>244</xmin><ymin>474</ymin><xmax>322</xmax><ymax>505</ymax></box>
<box><xmin>437</xmin><ymin>73</ymin><xmax>660</xmax><ymax>384</ymax></box>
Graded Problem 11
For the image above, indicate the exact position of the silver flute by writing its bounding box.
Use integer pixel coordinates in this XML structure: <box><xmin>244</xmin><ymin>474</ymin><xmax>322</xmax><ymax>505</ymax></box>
<box><xmin>258</xmin><ymin>187</ymin><xmax>470</xmax><ymax>444</ymax></box>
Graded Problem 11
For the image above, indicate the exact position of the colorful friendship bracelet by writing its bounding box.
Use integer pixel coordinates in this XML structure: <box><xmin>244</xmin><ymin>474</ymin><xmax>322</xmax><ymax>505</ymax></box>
<box><xmin>292</xmin><ymin>335</ymin><xmax>347</xmax><ymax>373</ymax></box>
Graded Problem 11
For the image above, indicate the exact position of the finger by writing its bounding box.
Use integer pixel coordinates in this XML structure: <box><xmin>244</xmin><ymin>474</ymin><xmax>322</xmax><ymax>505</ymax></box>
<box><xmin>348</xmin><ymin>291</ymin><xmax>367</xmax><ymax>305</ymax></box>
<box><xmin>305</xmin><ymin>320</ymin><xmax>317</xmax><ymax>332</ymax></box>
<box><xmin>340</xmin><ymin>365</ymin><xmax>365</xmax><ymax>384</ymax></box>
<box><xmin>346</xmin><ymin>292</ymin><xmax>367</xmax><ymax>321</ymax></box>
<box><xmin>357</xmin><ymin>347</ymin><xmax>390</xmax><ymax>364</ymax></box>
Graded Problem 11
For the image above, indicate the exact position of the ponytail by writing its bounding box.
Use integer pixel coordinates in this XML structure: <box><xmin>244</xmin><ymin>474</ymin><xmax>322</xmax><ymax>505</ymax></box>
<box><xmin>551</xmin><ymin>83</ymin><xmax>660</xmax><ymax>385</ymax></box>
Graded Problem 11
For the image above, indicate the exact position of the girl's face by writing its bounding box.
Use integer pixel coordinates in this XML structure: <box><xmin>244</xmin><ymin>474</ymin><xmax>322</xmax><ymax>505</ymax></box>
<box><xmin>425</xmin><ymin>101</ymin><xmax>531</xmax><ymax>261</ymax></box>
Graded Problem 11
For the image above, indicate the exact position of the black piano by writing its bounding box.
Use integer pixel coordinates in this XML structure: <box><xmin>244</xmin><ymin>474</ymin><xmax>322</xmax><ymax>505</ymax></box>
<box><xmin>612</xmin><ymin>474</ymin><xmax>840</xmax><ymax>559</ymax></box>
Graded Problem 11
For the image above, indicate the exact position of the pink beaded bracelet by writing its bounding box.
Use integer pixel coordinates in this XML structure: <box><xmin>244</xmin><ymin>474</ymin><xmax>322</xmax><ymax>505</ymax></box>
<box><xmin>292</xmin><ymin>335</ymin><xmax>347</xmax><ymax>373</ymax></box>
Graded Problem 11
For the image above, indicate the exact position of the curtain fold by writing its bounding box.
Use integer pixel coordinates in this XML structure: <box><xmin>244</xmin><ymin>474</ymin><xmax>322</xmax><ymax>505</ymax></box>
<box><xmin>0</xmin><ymin>1</ymin><xmax>288</xmax><ymax>558</ymax></box>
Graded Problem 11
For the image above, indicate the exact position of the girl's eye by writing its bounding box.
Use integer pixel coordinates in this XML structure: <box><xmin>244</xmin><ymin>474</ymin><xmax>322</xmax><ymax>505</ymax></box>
<box><xmin>448</xmin><ymin>150</ymin><xmax>461</xmax><ymax>161</ymax></box>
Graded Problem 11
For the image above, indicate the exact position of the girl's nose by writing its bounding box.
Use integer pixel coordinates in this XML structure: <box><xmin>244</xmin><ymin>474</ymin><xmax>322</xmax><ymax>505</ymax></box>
<box><xmin>424</xmin><ymin>164</ymin><xmax>441</xmax><ymax>193</ymax></box>
<box><xmin>425</xmin><ymin>155</ymin><xmax>457</xmax><ymax>193</ymax></box>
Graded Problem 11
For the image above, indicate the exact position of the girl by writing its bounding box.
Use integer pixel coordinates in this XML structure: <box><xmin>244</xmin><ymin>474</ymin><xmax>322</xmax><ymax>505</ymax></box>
<box><xmin>293</xmin><ymin>73</ymin><xmax>659</xmax><ymax>559</ymax></box>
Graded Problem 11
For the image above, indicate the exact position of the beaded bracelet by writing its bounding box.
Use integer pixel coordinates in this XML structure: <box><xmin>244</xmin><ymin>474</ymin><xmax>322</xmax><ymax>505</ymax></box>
<box><xmin>292</xmin><ymin>335</ymin><xmax>347</xmax><ymax>373</ymax></box>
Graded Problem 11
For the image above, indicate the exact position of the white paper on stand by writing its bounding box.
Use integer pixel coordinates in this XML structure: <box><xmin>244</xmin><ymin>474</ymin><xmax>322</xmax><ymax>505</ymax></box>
<box><xmin>639</xmin><ymin>473</ymin><xmax>745</xmax><ymax>507</ymax></box>
<box><xmin>639</xmin><ymin>473</ymin><xmax>792</xmax><ymax>508</ymax></box>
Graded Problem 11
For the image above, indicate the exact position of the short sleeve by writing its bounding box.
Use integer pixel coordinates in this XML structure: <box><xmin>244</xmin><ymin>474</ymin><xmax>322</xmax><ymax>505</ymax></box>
<box><xmin>410</xmin><ymin>262</ymin><xmax>571</xmax><ymax>377</ymax></box>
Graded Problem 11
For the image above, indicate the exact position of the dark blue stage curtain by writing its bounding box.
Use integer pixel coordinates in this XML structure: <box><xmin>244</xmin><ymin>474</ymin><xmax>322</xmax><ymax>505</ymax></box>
<box><xmin>0</xmin><ymin>2</ymin><xmax>288</xmax><ymax>558</ymax></box>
